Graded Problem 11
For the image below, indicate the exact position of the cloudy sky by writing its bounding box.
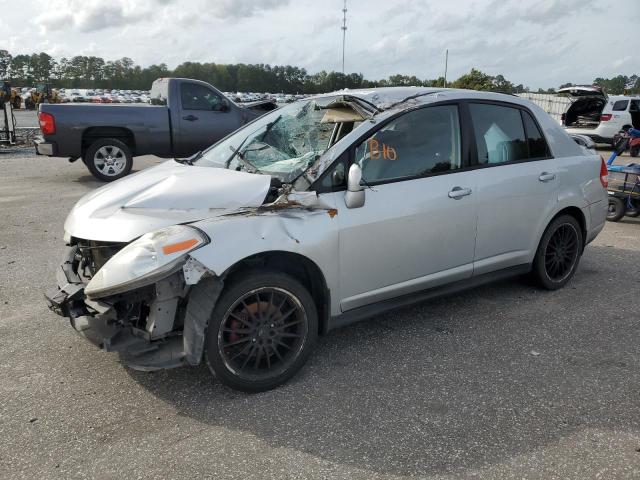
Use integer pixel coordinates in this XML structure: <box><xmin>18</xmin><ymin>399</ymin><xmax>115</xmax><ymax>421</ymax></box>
<box><xmin>0</xmin><ymin>0</ymin><xmax>637</xmax><ymax>88</ymax></box>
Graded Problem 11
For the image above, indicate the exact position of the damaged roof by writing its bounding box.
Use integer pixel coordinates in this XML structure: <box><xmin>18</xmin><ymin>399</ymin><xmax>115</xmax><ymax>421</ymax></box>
<box><xmin>321</xmin><ymin>86</ymin><xmax>533</xmax><ymax>112</ymax></box>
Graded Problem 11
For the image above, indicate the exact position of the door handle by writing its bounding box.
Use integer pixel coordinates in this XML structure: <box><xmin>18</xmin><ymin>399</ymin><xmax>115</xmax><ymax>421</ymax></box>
<box><xmin>539</xmin><ymin>172</ymin><xmax>556</xmax><ymax>182</ymax></box>
<box><xmin>182</xmin><ymin>115</ymin><xmax>198</xmax><ymax>121</ymax></box>
<box><xmin>448</xmin><ymin>186</ymin><xmax>472</xmax><ymax>199</ymax></box>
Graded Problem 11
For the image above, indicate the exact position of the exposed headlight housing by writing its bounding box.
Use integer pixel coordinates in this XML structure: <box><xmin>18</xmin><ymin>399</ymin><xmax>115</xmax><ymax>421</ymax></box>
<box><xmin>84</xmin><ymin>225</ymin><xmax>209</xmax><ymax>299</ymax></box>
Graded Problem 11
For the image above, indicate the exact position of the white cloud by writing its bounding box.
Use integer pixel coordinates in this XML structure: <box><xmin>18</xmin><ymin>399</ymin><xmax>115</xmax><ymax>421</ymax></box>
<box><xmin>0</xmin><ymin>0</ymin><xmax>635</xmax><ymax>89</ymax></box>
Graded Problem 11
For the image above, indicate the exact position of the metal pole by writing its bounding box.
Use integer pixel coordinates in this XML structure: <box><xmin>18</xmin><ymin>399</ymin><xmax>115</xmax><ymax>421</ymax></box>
<box><xmin>342</xmin><ymin>0</ymin><xmax>347</xmax><ymax>77</ymax></box>
<box><xmin>444</xmin><ymin>49</ymin><xmax>448</xmax><ymax>88</ymax></box>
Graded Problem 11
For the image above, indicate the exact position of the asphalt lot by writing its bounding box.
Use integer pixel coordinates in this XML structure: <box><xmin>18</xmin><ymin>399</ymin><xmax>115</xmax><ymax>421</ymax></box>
<box><xmin>1</xmin><ymin>151</ymin><xmax>640</xmax><ymax>479</ymax></box>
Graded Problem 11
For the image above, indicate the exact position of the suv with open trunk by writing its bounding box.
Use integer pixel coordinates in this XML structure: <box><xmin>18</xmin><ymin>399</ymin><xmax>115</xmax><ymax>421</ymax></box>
<box><xmin>560</xmin><ymin>86</ymin><xmax>640</xmax><ymax>144</ymax></box>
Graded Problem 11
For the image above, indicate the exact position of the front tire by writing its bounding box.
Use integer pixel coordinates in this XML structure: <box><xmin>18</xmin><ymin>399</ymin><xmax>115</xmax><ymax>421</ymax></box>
<box><xmin>205</xmin><ymin>271</ymin><xmax>318</xmax><ymax>392</ymax></box>
<box><xmin>531</xmin><ymin>215</ymin><xmax>583</xmax><ymax>290</ymax></box>
<box><xmin>84</xmin><ymin>138</ymin><xmax>133</xmax><ymax>182</ymax></box>
<box><xmin>607</xmin><ymin>197</ymin><xmax>625</xmax><ymax>222</ymax></box>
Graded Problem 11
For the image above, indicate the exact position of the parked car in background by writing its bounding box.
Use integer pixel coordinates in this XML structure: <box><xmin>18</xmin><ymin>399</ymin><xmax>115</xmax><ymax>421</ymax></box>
<box><xmin>46</xmin><ymin>87</ymin><xmax>607</xmax><ymax>392</ymax></box>
<box><xmin>35</xmin><ymin>77</ymin><xmax>278</xmax><ymax>181</ymax></box>
<box><xmin>560</xmin><ymin>86</ymin><xmax>640</xmax><ymax>144</ymax></box>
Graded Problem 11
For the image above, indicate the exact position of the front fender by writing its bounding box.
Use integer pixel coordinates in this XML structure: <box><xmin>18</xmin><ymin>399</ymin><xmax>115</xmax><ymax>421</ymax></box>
<box><xmin>189</xmin><ymin>206</ymin><xmax>340</xmax><ymax>311</ymax></box>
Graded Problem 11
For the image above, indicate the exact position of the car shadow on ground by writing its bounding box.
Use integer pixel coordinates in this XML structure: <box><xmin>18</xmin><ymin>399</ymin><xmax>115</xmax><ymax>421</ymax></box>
<box><xmin>126</xmin><ymin>245</ymin><xmax>640</xmax><ymax>477</ymax></box>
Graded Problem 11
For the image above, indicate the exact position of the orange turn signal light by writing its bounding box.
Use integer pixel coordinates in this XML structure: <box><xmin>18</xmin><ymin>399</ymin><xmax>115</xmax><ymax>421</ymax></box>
<box><xmin>161</xmin><ymin>238</ymin><xmax>199</xmax><ymax>255</ymax></box>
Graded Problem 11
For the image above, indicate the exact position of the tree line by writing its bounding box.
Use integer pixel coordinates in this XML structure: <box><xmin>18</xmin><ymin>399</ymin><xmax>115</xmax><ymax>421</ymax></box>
<box><xmin>0</xmin><ymin>50</ymin><xmax>638</xmax><ymax>95</ymax></box>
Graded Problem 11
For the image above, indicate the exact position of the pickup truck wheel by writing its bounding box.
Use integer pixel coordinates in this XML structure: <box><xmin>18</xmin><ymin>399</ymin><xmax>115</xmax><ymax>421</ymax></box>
<box><xmin>84</xmin><ymin>138</ymin><xmax>133</xmax><ymax>182</ymax></box>
<box><xmin>205</xmin><ymin>271</ymin><xmax>318</xmax><ymax>392</ymax></box>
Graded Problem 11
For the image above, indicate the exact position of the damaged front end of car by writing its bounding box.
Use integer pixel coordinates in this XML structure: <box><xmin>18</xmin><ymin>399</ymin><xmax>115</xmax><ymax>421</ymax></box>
<box><xmin>45</xmin><ymin>227</ymin><xmax>223</xmax><ymax>371</ymax></box>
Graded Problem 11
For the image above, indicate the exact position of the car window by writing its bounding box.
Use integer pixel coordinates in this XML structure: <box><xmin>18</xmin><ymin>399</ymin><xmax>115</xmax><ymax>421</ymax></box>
<box><xmin>522</xmin><ymin>111</ymin><xmax>551</xmax><ymax>159</ymax></box>
<box><xmin>630</xmin><ymin>100</ymin><xmax>640</xmax><ymax>112</ymax></box>
<box><xmin>469</xmin><ymin>103</ymin><xmax>528</xmax><ymax>164</ymax></box>
<box><xmin>150</xmin><ymin>81</ymin><xmax>168</xmax><ymax>106</ymax></box>
<box><xmin>320</xmin><ymin>161</ymin><xmax>346</xmax><ymax>190</ymax></box>
<box><xmin>180</xmin><ymin>83</ymin><xmax>224</xmax><ymax>111</ymax></box>
<box><xmin>612</xmin><ymin>100</ymin><xmax>629</xmax><ymax>112</ymax></box>
<box><xmin>355</xmin><ymin>105</ymin><xmax>462</xmax><ymax>183</ymax></box>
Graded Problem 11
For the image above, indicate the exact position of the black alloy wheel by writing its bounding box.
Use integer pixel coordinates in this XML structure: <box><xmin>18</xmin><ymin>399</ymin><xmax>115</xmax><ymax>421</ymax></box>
<box><xmin>219</xmin><ymin>287</ymin><xmax>308</xmax><ymax>380</ymax></box>
<box><xmin>543</xmin><ymin>224</ymin><xmax>580</xmax><ymax>283</ymax></box>
<box><xmin>206</xmin><ymin>271</ymin><xmax>317</xmax><ymax>392</ymax></box>
<box><xmin>532</xmin><ymin>215</ymin><xmax>583</xmax><ymax>290</ymax></box>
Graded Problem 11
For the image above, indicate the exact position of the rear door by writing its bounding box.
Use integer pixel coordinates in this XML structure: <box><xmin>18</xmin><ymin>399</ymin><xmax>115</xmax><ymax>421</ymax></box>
<box><xmin>466</xmin><ymin>102</ymin><xmax>559</xmax><ymax>275</ymax></box>
<box><xmin>174</xmin><ymin>81</ymin><xmax>243</xmax><ymax>157</ymax></box>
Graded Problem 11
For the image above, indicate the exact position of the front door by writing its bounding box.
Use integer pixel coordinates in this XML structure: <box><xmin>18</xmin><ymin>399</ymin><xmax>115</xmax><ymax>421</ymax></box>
<box><xmin>175</xmin><ymin>81</ymin><xmax>242</xmax><ymax>157</ymax></box>
<box><xmin>334</xmin><ymin>104</ymin><xmax>478</xmax><ymax>312</ymax></box>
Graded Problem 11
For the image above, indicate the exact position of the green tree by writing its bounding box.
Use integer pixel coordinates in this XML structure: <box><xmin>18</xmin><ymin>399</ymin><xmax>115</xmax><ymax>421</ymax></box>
<box><xmin>0</xmin><ymin>50</ymin><xmax>12</xmax><ymax>80</ymax></box>
<box><xmin>452</xmin><ymin>68</ymin><xmax>495</xmax><ymax>91</ymax></box>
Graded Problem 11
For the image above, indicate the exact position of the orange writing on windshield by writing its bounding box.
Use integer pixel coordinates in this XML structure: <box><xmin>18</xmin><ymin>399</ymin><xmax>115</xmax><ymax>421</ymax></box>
<box><xmin>369</xmin><ymin>139</ymin><xmax>397</xmax><ymax>161</ymax></box>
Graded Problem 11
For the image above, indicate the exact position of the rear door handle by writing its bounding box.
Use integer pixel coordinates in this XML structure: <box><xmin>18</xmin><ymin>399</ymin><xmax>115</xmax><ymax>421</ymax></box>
<box><xmin>183</xmin><ymin>115</ymin><xmax>198</xmax><ymax>121</ymax></box>
<box><xmin>448</xmin><ymin>187</ymin><xmax>473</xmax><ymax>199</ymax></box>
<box><xmin>539</xmin><ymin>172</ymin><xmax>556</xmax><ymax>182</ymax></box>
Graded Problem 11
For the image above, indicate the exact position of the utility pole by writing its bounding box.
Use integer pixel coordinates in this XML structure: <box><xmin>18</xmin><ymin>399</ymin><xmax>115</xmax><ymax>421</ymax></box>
<box><xmin>341</xmin><ymin>0</ymin><xmax>347</xmax><ymax>77</ymax></box>
<box><xmin>444</xmin><ymin>49</ymin><xmax>448</xmax><ymax>88</ymax></box>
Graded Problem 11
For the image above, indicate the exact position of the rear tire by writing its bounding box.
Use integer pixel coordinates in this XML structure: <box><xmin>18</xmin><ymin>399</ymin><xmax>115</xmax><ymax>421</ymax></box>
<box><xmin>531</xmin><ymin>215</ymin><xmax>583</xmax><ymax>290</ymax></box>
<box><xmin>606</xmin><ymin>197</ymin><xmax>625</xmax><ymax>222</ymax></box>
<box><xmin>205</xmin><ymin>270</ymin><xmax>318</xmax><ymax>392</ymax></box>
<box><xmin>84</xmin><ymin>138</ymin><xmax>133</xmax><ymax>182</ymax></box>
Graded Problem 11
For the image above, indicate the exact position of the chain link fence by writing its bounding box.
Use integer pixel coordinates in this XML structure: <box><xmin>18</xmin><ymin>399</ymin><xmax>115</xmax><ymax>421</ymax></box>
<box><xmin>516</xmin><ymin>93</ymin><xmax>572</xmax><ymax>123</ymax></box>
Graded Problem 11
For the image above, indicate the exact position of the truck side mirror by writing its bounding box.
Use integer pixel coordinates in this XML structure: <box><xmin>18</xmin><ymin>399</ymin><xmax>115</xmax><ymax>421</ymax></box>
<box><xmin>345</xmin><ymin>163</ymin><xmax>365</xmax><ymax>209</ymax></box>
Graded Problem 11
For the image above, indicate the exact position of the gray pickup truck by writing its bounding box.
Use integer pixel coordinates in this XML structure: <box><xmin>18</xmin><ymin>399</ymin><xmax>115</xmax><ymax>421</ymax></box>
<box><xmin>35</xmin><ymin>78</ymin><xmax>277</xmax><ymax>181</ymax></box>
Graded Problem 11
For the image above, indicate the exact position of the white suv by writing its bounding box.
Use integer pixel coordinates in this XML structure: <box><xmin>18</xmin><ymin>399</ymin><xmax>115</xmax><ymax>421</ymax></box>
<box><xmin>560</xmin><ymin>86</ymin><xmax>640</xmax><ymax>144</ymax></box>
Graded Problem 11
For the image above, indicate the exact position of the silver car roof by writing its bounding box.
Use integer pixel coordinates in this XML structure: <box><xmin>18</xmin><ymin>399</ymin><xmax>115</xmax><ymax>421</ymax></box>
<box><xmin>319</xmin><ymin>87</ymin><xmax>536</xmax><ymax>111</ymax></box>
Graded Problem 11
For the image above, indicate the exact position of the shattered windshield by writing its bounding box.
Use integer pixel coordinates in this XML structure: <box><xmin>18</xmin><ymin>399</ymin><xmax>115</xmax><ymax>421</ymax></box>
<box><xmin>193</xmin><ymin>96</ymin><xmax>365</xmax><ymax>183</ymax></box>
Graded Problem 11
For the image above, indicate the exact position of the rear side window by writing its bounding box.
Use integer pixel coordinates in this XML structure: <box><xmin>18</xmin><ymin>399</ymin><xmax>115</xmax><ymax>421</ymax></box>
<box><xmin>469</xmin><ymin>103</ymin><xmax>551</xmax><ymax>164</ymax></box>
<box><xmin>612</xmin><ymin>100</ymin><xmax>629</xmax><ymax>111</ymax></box>
<box><xmin>149</xmin><ymin>80</ymin><xmax>168</xmax><ymax>106</ymax></box>
<box><xmin>469</xmin><ymin>104</ymin><xmax>527</xmax><ymax>164</ymax></box>
<box><xmin>522</xmin><ymin>111</ymin><xmax>550</xmax><ymax>159</ymax></box>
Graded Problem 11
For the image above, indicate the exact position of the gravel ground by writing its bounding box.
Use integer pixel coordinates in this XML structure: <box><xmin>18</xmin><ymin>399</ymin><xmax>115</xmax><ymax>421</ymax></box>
<box><xmin>1</xmin><ymin>153</ymin><xmax>639</xmax><ymax>479</ymax></box>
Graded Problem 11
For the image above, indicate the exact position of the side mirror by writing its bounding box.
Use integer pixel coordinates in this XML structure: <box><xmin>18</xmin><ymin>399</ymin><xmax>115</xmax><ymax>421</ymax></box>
<box><xmin>219</xmin><ymin>98</ymin><xmax>230</xmax><ymax>112</ymax></box>
<box><xmin>344</xmin><ymin>163</ymin><xmax>365</xmax><ymax>209</ymax></box>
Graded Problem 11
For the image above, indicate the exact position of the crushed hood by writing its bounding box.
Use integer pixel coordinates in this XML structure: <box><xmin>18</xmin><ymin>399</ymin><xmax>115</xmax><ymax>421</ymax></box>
<box><xmin>65</xmin><ymin>160</ymin><xmax>271</xmax><ymax>242</ymax></box>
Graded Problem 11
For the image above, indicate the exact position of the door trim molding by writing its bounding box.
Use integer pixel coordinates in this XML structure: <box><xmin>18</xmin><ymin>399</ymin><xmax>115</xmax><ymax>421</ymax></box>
<box><xmin>328</xmin><ymin>264</ymin><xmax>531</xmax><ymax>332</ymax></box>
<box><xmin>340</xmin><ymin>262</ymin><xmax>474</xmax><ymax>312</ymax></box>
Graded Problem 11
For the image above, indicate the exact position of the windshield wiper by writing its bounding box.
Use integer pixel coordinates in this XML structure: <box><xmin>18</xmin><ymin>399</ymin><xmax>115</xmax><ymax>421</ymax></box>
<box><xmin>260</xmin><ymin>115</ymin><xmax>282</xmax><ymax>140</ymax></box>
<box><xmin>174</xmin><ymin>150</ymin><xmax>203</xmax><ymax>166</ymax></box>
<box><xmin>224</xmin><ymin>135</ymin><xmax>249</xmax><ymax>169</ymax></box>
<box><xmin>227</xmin><ymin>145</ymin><xmax>259</xmax><ymax>174</ymax></box>
<box><xmin>225</xmin><ymin>116</ymin><xmax>283</xmax><ymax>172</ymax></box>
